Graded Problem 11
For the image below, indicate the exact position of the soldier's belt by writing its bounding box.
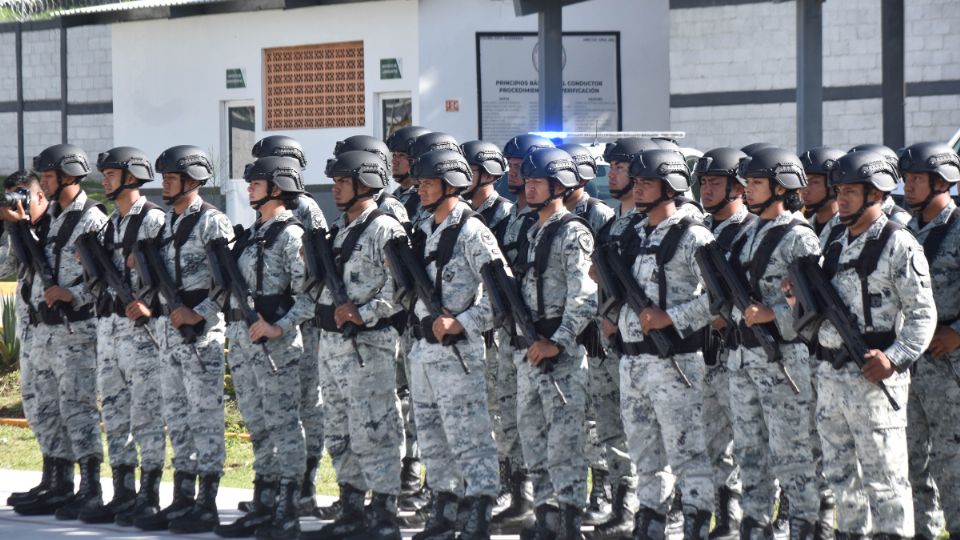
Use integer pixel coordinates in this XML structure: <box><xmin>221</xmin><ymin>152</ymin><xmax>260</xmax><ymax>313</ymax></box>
<box><xmin>413</xmin><ymin>316</ymin><xmax>465</xmax><ymax>345</ymax></box>
<box><xmin>38</xmin><ymin>303</ymin><xmax>93</xmax><ymax>325</ymax></box>
<box><xmin>509</xmin><ymin>317</ymin><xmax>562</xmax><ymax>349</ymax></box>
<box><xmin>817</xmin><ymin>330</ymin><xmax>896</xmax><ymax>369</ymax></box>
<box><xmin>735</xmin><ymin>320</ymin><xmax>797</xmax><ymax>351</ymax></box>
<box><xmin>621</xmin><ymin>331</ymin><xmax>703</xmax><ymax>356</ymax></box>
<box><xmin>160</xmin><ymin>289</ymin><xmax>210</xmax><ymax>315</ymax></box>
<box><xmin>316</xmin><ymin>304</ymin><xmax>393</xmax><ymax>334</ymax></box>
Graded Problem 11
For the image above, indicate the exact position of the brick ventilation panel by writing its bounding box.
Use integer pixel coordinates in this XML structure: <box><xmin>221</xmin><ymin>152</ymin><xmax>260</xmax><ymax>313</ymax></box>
<box><xmin>264</xmin><ymin>41</ymin><xmax>365</xmax><ymax>130</ymax></box>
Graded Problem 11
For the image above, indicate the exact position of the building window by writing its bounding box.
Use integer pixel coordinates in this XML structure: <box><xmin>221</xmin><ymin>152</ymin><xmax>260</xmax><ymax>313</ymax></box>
<box><xmin>263</xmin><ymin>40</ymin><xmax>366</xmax><ymax>130</ymax></box>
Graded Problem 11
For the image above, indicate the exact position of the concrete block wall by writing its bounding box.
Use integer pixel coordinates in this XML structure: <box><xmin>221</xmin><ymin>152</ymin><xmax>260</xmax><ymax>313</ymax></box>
<box><xmin>670</xmin><ymin>0</ymin><xmax>960</xmax><ymax>152</ymax></box>
<box><xmin>21</xmin><ymin>29</ymin><xmax>61</xmax><ymax>102</ymax></box>
<box><xmin>0</xmin><ymin>33</ymin><xmax>16</xmax><ymax>102</ymax></box>
<box><xmin>66</xmin><ymin>113</ymin><xmax>112</xmax><ymax>165</ymax></box>
<box><xmin>67</xmin><ymin>25</ymin><xmax>112</xmax><ymax>104</ymax></box>
<box><xmin>0</xmin><ymin>113</ymin><xmax>18</xmax><ymax>173</ymax></box>
<box><xmin>22</xmin><ymin>110</ymin><xmax>62</xmax><ymax>164</ymax></box>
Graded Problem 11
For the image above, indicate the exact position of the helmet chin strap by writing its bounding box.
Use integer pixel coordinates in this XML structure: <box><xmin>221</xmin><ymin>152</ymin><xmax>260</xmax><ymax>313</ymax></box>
<box><xmin>462</xmin><ymin>175</ymin><xmax>496</xmax><ymax>200</ymax></box>
<box><xmin>527</xmin><ymin>179</ymin><xmax>566</xmax><ymax>211</ymax></box>
<box><xmin>609</xmin><ymin>177</ymin><xmax>635</xmax><ymax>200</ymax></box>
<box><xmin>163</xmin><ymin>174</ymin><xmax>202</xmax><ymax>206</ymax></box>
<box><xmin>421</xmin><ymin>185</ymin><xmax>459</xmax><ymax>213</ymax></box>
<box><xmin>801</xmin><ymin>195</ymin><xmax>831</xmax><ymax>218</ymax></box>
<box><xmin>634</xmin><ymin>180</ymin><xmax>673</xmax><ymax>214</ymax></box>
<box><xmin>839</xmin><ymin>184</ymin><xmax>878</xmax><ymax>226</ymax></box>
<box><xmin>746</xmin><ymin>178</ymin><xmax>784</xmax><ymax>214</ymax></box>
<box><xmin>250</xmin><ymin>180</ymin><xmax>280</xmax><ymax>210</ymax></box>
<box><xmin>336</xmin><ymin>178</ymin><xmax>375</xmax><ymax>211</ymax></box>
<box><xmin>105</xmin><ymin>172</ymin><xmax>139</xmax><ymax>201</ymax></box>
<box><xmin>907</xmin><ymin>173</ymin><xmax>946</xmax><ymax>213</ymax></box>
<box><xmin>703</xmin><ymin>177</ymin><xmax>739</xmax><ymax>214</ymax></box>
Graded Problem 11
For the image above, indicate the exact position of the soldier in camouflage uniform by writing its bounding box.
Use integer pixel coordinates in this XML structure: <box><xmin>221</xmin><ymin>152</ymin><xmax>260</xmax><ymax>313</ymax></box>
<box><xmin>814</xmin><ymin>150</ymin><xmax>936</xmax><ymax>539</ymax></box>
<box><xmin>251</xmin><ymin>135</ymin><xmax>328</xmax><ymax>515</ymax></box>
<box><xmin>76</xmin><ymin>147</ymin><xmax>167</xmax><ymax>526</ymax></box>
<box><xmin>514</xmin><ymin>147</ymin><xmax>596</xmax><ymax>539</ymax></box>
<box><xmin>387</xmin><ymin>126</ymin><xmax>431</xmax><ymax>219</ymax></box>
<box><xmin>131</xmin><ymin>145</ymin><xmax>234</xmax><ymax>534</ymax></box>
<box><xmin>461</xmin><ymin>139</ymin><xmax>514</xmax><ymax>507</ymax></box>
<box><xmin>584</xmin><ymin>138</ymin><xmax>656</xmax><ymax>540</ymax></box>
<box><xmin>0</xmin><ymin>170</ymin><xmax>75</xmax><ymax>510</ymax></box>
<box><xmin>333</xmin><ymin>135</ymin><xmax>410</xmax><ymax>224</ymax></box>
<box><xmin>307</xmin><ymin>150</ymin><xmax>406</xmax><ymax>540</ymax></box>
<box><xmin>605</xmin><ymin>149</ymin><xmax>715</xmax><ymax>540</ymax></box>
<box><xmin>12</xmin><ymin>145</ymin><xmax>107</xmax><ymax>520</ymax></box>
<box><xmin>800</xmin><ymin>147</ymin><xmax>846</xmax><ymax>249</ymax></box>
<box><xmin>691</xmin><ymin>147</ymin><xmax>751</xmax><ymax>540</ymax></box>
<box><xmin>489</xmin><ymin>134</ymin><xmax>555</xmax><ymax>533</ymax></box>
<box><xmin>213</xmin><ymin>157</ymin><xmax>314</xmax><ymax>540</ymax></box>
<box><xmin>900</xmin><ymin>142</ymin><xmax>960</xmax><ymax>540</ymax></box>
<box><xmin>727</xmin><ymin>148</ymin><xmax>821</xmax><ymax>540</ymax></box>
<box><xmin>558</xmin><ymin>142</ymin><xmax>616</xmax><ymax>525</ymax></box>
<box><xmin>405</xmin><ymin>148</ymin><xmax>503</xmax><ymax>540</ymax></box>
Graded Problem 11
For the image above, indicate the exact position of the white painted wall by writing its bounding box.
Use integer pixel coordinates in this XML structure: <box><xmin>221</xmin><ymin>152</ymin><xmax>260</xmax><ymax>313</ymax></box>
<box><xmin>111</xmin><ymin>0</ymin><xmax>419</xmax><ymax>187</ymax></box>
<box><xmin>417</xmin><ymin>0</ymin><xmax>670</xmax><ymax>143</ymax></box>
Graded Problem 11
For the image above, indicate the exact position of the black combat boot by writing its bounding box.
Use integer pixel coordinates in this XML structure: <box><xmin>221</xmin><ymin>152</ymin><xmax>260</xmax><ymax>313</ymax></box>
<box><xmin>519</xmin><ymin>504</ymin><xmax>559</xmax><ymax>540</ymax></box>
<box><xmin>343</xmin><ymin>492</ymin><xmax>401</xmax><ymax>540</ymax></box>
<box><xmin>115</xmin><ymin>467</ymin><xmax>162</xmax><ymax>526</ymax></box>
<box><xmin>588</xmin><ymin>481</ymin><xmax>637</xmax><ymax>539</ymax></box>
<box><xmin>682</xmin><ymin>508</ymin><xmax>712</xmax><ymax>540</ymax></box>
<box><xmin>741</xmin><ymin>516</ymin><xmax>774</xmax><ymax>540</ymax></box>
<box><xmin>493</xmin><ymin>459</ymin><xmax>513</xmax><ymax>513</ymax></box>
<box><xmin>457</xmin><ymin>495</ymin><xmax>494</xmax><ymax>540</ymax></box>
<box><xmin>55</xmin><ymin>456</ymin><xmax>103</xmax><ymax>520</ymax></box>
<box><xmin>134</xmin><ymin>471</ymin><xmax>196</xmax><ymax>530</ymax></box>
<box><xmin>412</xmin><ymin>490</ymin><xmax>459</xmax><ymax>540</ymax></box>
<box><xmin>491</xmin><ymin>468</ymin><xmax>534</xmax><ymax>533</ymax></box>
<box><xmin>298</xmin><ymin>455</ymin><xmax>321</xmax><ymax>514</ymax></box>
<box><xmin>814</xmin><ymin>494</ymin><xmax>835</xmax><ymax>540</ymax></box>
<box><xmin>13</xmin><ymin>458</ymin><xmax>75</xmax><ymax>515</ymax></box>
<box><xmin>79</xmin><ymin>464</ymin><xmax>137</xmax><ymax>523</ymax></box>
<box><xmin>583</xmin><ymin>468</ymin><xmax>612</xmax><ymax>526</ymax></box>
<box><xmin>398</xmin><ymin>457</ymin><xmax>423</xmax><ymax>511</ymax></box>
<box><xmin>632</xmin><ymin>507</ymin><xmax>667</xmax><ymax>540</ymax></box>
<box><xmin>557</xmin><ymin>504</ymin><xmax>584</xmax><ymax>540</ymax></box>
<box><xmin>710</xmin><ymin>487</ymin><xmax>742</xmax><ymax>540</ymax></box>
<box><xmin>168</xmin><ymin>473</ymin><xmax>221</xmax><ymax>533</ymax></box>
<box><xmin>215</xmin><ymin>475</ymin><xmax>278</xmax><ymax>537</ymax></box>
<box><xmin>302</xmin><ymin>483</ymin><xmax>367</xmax><ymax>540</ymax></box>
<box><xmin>7</xmin><ymin>454</ymin><xmax>55</xmax><ymax>506</ymax></box>
<box><xmin>255</xmin><ymin>478</ymin><xmax>301</xmax><ymax>540</ymax></box>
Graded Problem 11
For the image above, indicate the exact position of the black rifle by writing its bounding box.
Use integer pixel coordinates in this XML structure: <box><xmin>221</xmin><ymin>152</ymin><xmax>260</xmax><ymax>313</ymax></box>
<box><xmin>598</xmin><ymin>242</ymin><xmax>692</xmax><ymax>388</ymax></box>
<box><xmin>590</xmin><ymin>245</ymin><xmax>626</xmax><ymax>325</ymax></box>
<box><xmin>302</xmin><ymin>227</ymin><xmax>364</xmax><ymax>367</ymax></box>
<box><xmin>480</xmin><ymin>259</ymin><xmax>567</xmax><ymax>404</ymax></box>
<box><xmin>205</xmin><ymin>237</ymin><xmax>277</xmax><ymax>372</ymax></box>
<box><xmin>384</xmin><ymin>236</ymin><xmax>470</xmax><ymax>374</ymax></box>
<box><xmin>15</xmin><ymin>220</ymin><xmax>73</xmax><ymax>333</ymax></box>
<box><xmin>75</xmin><ymin>231</ymin><xmax>159</xmax><ymax>347</ymax></box>
<box><xmin>788</xmin><ymin>256</ymin><xmax>900</xmax><ymax>410</ymax></box>
<box><xmin>696</xmin><ymin>241</ymin><xmax>800</xmax><ymax>394</ymax></box>
<box><xmin>132</xmin><ymin>239</ymin><xmax>205</xmax><ymax>370</ymax></box>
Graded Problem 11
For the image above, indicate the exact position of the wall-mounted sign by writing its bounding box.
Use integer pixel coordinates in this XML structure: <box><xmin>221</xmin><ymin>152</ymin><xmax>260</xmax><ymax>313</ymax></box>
<box><xmin>226</xmin><ymin>68</ymin><xmax>246</xmax><ymax>89</ymax></box>
<box><xmin>445</xmin><ymin>99</ymin><xmax>460</xmax><ymax>112</ymax></box>
<box><xmin>476</xmin><ymin>32</ymin><xmax>622</xmax><ymax>146</ymax></box>
<box><xmin>380</xmin><ymin>58</ymin><xmax>402</xmax><ymax>80</ymax></box>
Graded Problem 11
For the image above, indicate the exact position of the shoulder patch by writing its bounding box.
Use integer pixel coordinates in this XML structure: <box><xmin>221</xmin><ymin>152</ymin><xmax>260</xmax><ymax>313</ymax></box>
<box><xmin>576</xmin><ymin>230</ymin><xmax>594</xmax><ymax>252</ymax></box>
<box><xmin>911</xmin><ymin>250</ymin><xmax>929</xmax><ymax>277</ymax></box>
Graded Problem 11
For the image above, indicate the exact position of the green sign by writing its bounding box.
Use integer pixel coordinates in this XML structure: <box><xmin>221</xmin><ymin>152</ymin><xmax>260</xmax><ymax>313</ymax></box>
<box><xmin>380</xmin><ymin>58</ymin><xmax>401</xmax><ymax>80</ymax></box>
<box><xmin>226</xmin><ymin>68</ymin><xmax>245</xmax><ymax>89</ymax></box>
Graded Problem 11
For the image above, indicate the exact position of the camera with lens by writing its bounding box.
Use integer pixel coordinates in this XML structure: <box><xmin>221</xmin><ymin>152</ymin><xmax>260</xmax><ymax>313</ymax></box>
<box><xmin>0</xmin><ymin>188</ymin><xmax>31</xmax><ymax>209</ymax></box>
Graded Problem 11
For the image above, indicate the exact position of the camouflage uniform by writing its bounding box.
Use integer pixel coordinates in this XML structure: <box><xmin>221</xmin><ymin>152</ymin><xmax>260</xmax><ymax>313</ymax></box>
<box><xmin>617</xmin><ymin>212</ymin><xmax>715</xmax><ymax>514</ymax></box>
<box><xmin>727</xmin><ymin>211</ymin><xmax>821</xmax><ymax>527</ymax></box>
<box><xmin>514</xmin><ymin>208</ymin><xmax>596</xmax><ymax>507</ymax></box>
<box><xmin>317</xmin><ymin>204</ymin><xmax>405</xmax><ymax>496</ymax></box>
<box><xmin>377</xmin><ymin>190</ymin><xmax>410</xmax><ymax>223</ymax></box>
<box><xmin>408</xmin><ymin>202</ymin><xmax>502</xmax><ymax>498</ymax></box>
<box><xmin>816</xmin><ymin>213</ymin><xmax>935</xmax><ymax>537</ymax></box>
<box><xmin>495</xmin><ymin>205</ymin><xmax>536</xmax><ymax>469</ymax></box>
<box><xmin>881</xmin><ymin>196</ymin><xmax>912</xmax><ymax>227</ymax></box>
<box><xmin>156</xmin><ymin>196</ymin><xmax>233</xmax><ymax>476</ymax></box>
<box><xmin>96</xmin><ymin>196</ymin><xmax>166</xmax><ymax>470</ymax></box>
<box><xmin>591</xmin><ymin>206</ymin><xmax>639</xmax><ymax>498</ymax></box>
<box><xmin>29</xmin><ymin>191</ymin><xmax>107</xmax><ymax>463</ymax></box>
<box><xmin>701</xmin><ymin>206</ymin><xmax>748</xmax><ymax>502</ymax></box>
<box><xmin>225</xmin><ymin>210</ymin><xmax>314</xmax><ymax>480</ymax></box>
<box><xmin>569</xmin><ymin>191</ymin><xmax>614</xmax><ymax>473</ymax></box>
<box><xmin>809</xmin><ymin>213</ymin><xmax>842</xmax><ymax>249</ymax></box>
<box><xmin>0</xmin><ymin>229</ymin><xmax>71</xmax><ymax>459</ymax></box>
<box><xmin>907</xmin><ymin>204</ymin><xmax>960</xmax><ymax>539</ymax></box>
<box><xmin>292</xmin><ymin>193</ymin><xmax>327</xmax><ymax>463</ymax></box>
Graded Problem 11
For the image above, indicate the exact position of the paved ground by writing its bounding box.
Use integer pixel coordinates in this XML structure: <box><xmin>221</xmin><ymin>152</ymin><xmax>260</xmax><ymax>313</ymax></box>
<box><xmin>0</xmin><ymin>468</ymin><xmax>531</xmax><ymax>538</ymax></box>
